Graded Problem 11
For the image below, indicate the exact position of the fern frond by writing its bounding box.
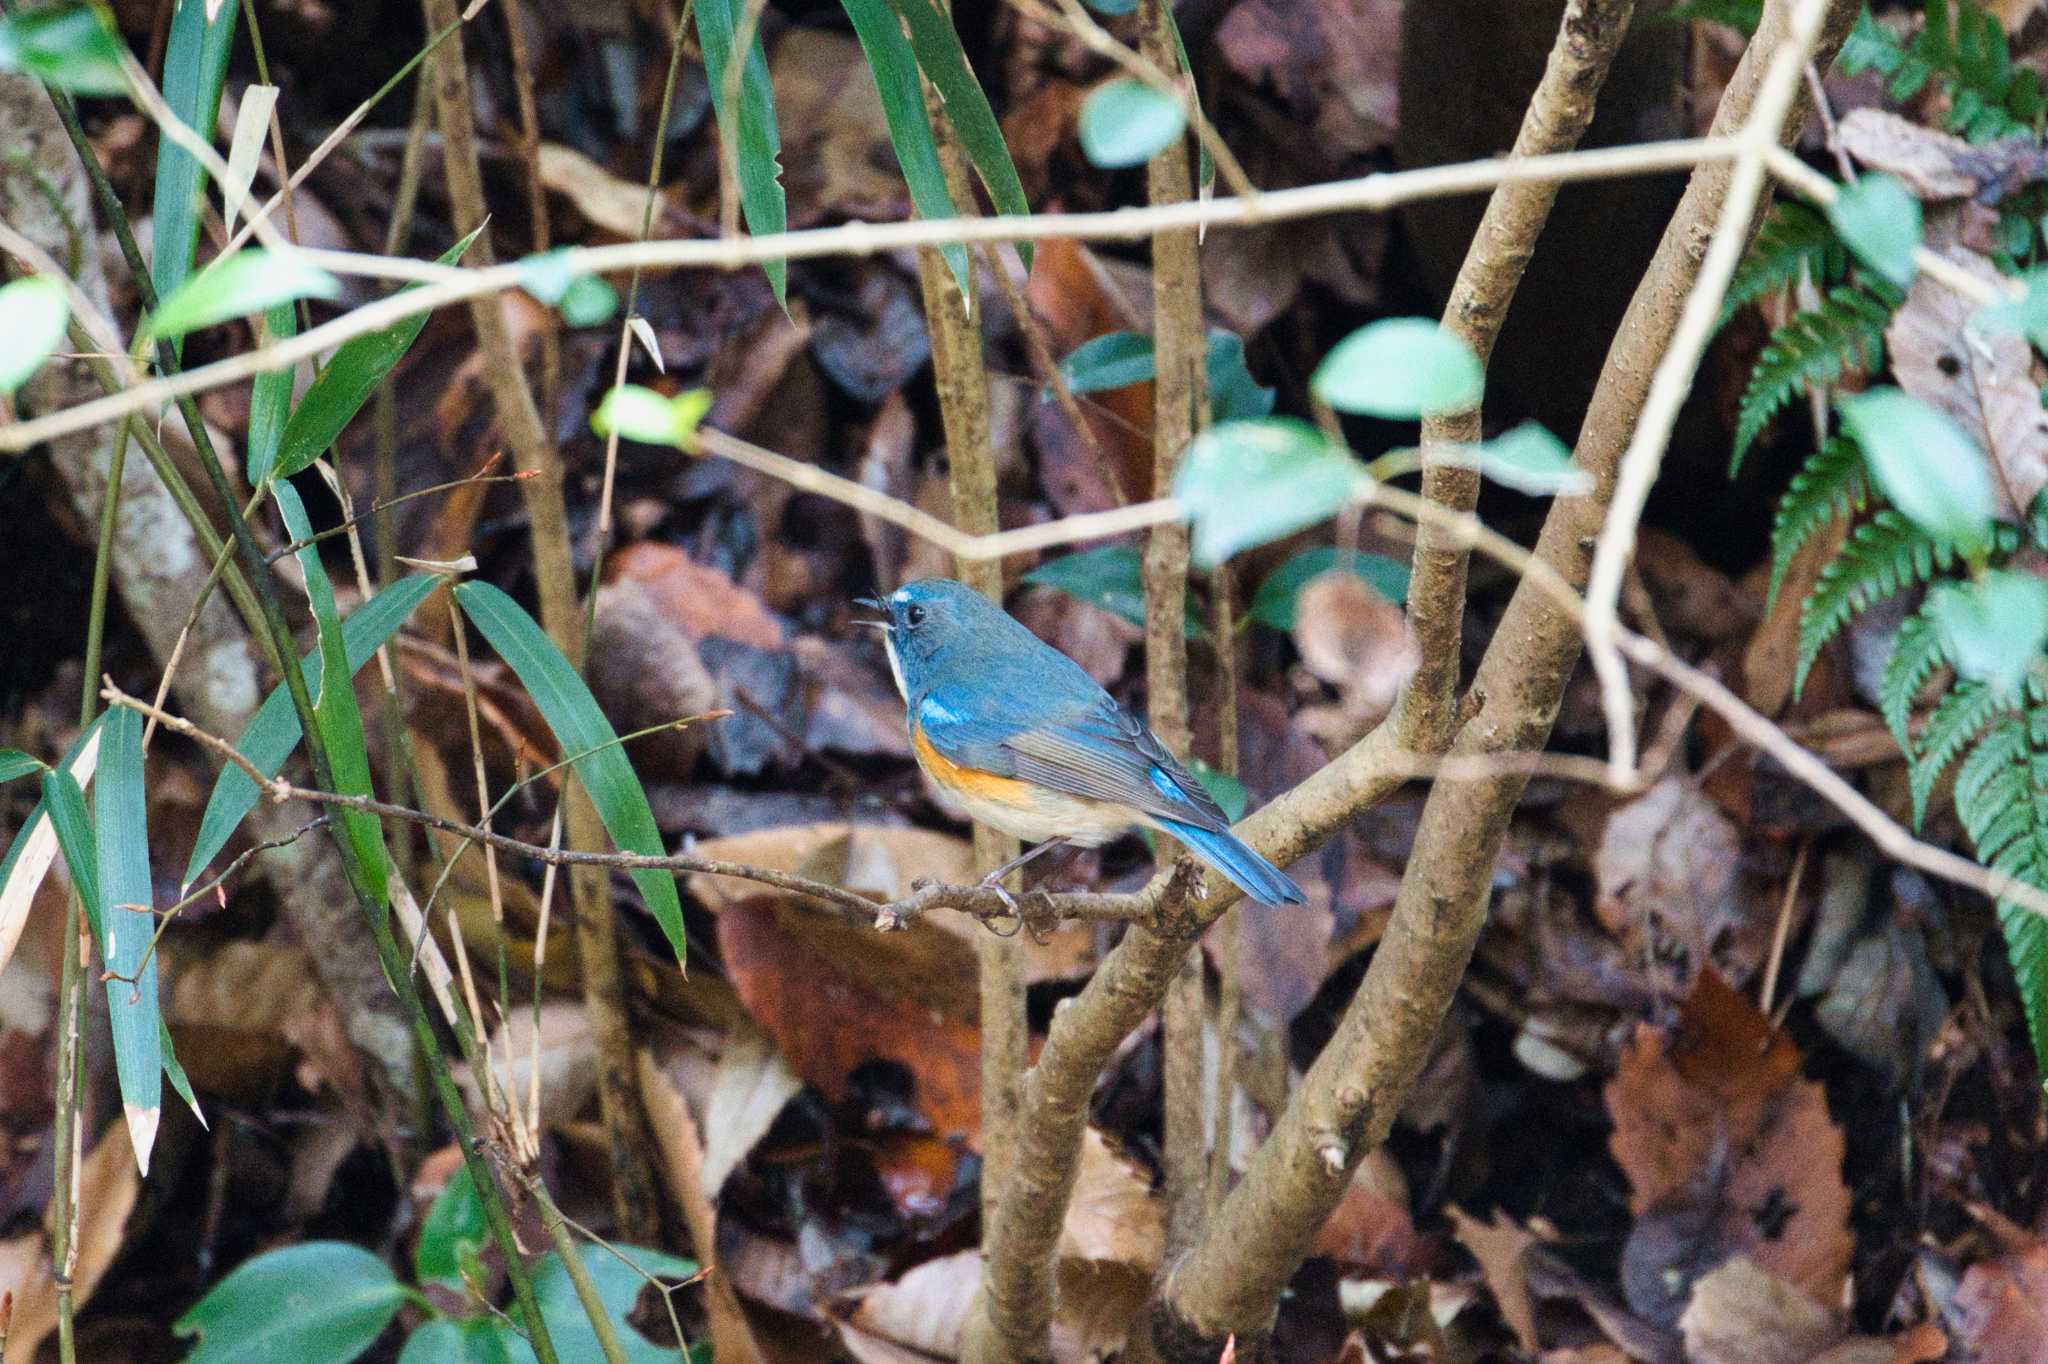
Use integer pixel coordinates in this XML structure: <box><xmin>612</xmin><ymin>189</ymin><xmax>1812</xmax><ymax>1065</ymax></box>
<box><xmin>1951</xmin><ymin>705</ymin><xmax>2048</xmax><ymax>1077</ymax></box>
<box><xmin>1722</xmin><ymin>203</ymin><xmax>1848</xmax><ymax>328</ymax></box>
<box><xmin>1768</xmin><ymin>437</ymin><xmax>1867</xmax><ymax>610</ymax></box>
<box><xmin>1910</xmin><ymin>680</ymin><xmax>2020</xmax><ymax>826</ymax></box>
<box><xmin>1733</xmin><ymin>284</ymin><xmax>1896</xmax><ymax>472</ymax></box>
<box><xmin>1882</xmin><ymin>597</ymin><xmax>1950</xmax><ymax>750</ymax></box>
<box><xmin>1798</xmin><ymin>511</ymin><xmax>1959</xmax><ymax>696</ymax></box>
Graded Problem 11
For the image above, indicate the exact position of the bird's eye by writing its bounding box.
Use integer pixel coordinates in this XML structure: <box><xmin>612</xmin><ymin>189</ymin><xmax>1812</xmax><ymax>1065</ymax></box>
<box><xmin>905</xmin><ymin>604</ymin><xmax>927</xmax><ymax>628</ymax></box>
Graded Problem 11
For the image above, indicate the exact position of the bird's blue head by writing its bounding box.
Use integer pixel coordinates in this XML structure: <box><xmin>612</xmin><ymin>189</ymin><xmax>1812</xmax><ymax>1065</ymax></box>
<box><xmin>857</xmin><ymin>578</ymin><xmax>1019</xmax><ymax>701</ymax></box>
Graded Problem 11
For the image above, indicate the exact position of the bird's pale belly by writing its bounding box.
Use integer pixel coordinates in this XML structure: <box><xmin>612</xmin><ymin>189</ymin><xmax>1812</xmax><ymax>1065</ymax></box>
<box><xmin>911</xmin><ymin>725</ymin><xmax>1134</xmax><ymax>846</ymax></box>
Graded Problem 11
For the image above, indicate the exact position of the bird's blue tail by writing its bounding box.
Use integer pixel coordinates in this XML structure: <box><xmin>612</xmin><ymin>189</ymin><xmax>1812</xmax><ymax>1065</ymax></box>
<box><xmin>1159</xmin><ymin>819</ymin><xmax>1306</xmax><ymax>905</ymax></box>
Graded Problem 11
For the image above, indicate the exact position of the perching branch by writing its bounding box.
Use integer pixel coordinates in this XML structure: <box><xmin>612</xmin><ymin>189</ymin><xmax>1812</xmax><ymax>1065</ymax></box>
<box><xmin>1150</xmin><ymin>1</ymin><xmax>1862</xmax><ymax>1355</ymax></box>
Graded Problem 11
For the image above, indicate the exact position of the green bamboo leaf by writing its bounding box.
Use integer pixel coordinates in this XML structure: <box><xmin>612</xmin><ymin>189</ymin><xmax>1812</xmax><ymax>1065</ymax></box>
<box><xmin>452</xmin><ymin>581</ymin><xmax>686</xmax><ymax>966</ymax></box>
<box><xmin>0</xmin><ymin>750</ymin><xmax>46</xmax><ymax>784</ymax></box>
<box><xmin>271</xmin><ymin>226</ymin><xmax>486</xmax><ymax>483</ymax></box>
<box><xmin>0</xmin><ymin>720</ymin><xmax>104</xmax><ymax>950</ymax></box>
<box><xmin>152</xmin><ymin>0</ymin><xmax>240</xmax><ymax>306</ymax></box>
<box><xmin>886</xmin><ymin>0</ymin><xmax>1033</xmax><ymax>270</ymax></box>
<box><xmin>1175</xmin><ymin>418</ymin><xmax>1367</xmax><ymax>569</ymax></box>
<box><xmin>175</xmin><ymin>1242</ymin><xmax>407</xmax><ymax>1364</ymax></box>
<box><xmin>0</xmin><ymin>276</ymin><xmax>71</xmax><ymax>395</ymax></box>
<box><xmin>160</xmin><ymin>1015</ymin><xmax>205</xmax><ymax>1127</ymax></box>
<box><xmin>0</xmin><ymin>4</ymin><xmax>130</xmax><ymax>94</ymax></box>
<box><xmin>40</xmin><ymin>767</ymin><xmax>102</xmax><ymax>940</ymax></box>
<box><xmin>245</xmin><ymin>301</ymin><xmax>296</xmax><ymax>486</ymax></box>
<box><xmin>694</xmin><ymin>0</ymin><xmax>787</xmax><ymax>303</ymax></box>
<box><xmin>1079</xmin><ymin>79</ymin><xmax>1186</xmax><ymax>168</ymax></box>
<box><xmin>273</xmin><ymin>481</ymin><xmax>387</xmax><ymax>909</ymax></box>
<box><xmin>184</xmin><ymin>575</ymin><xmax>442</xmax><ymax>887</ymax></box>
<box><xmin>839</xmin><ymin>0</ymin><xmax>969</xmax><ymax>295</ymax></box>
<box><xmin>145</xmin><ymin>251</ymin><xmax>342</xmax><ymax>342</ymax></box>
<box><xmin>1163</xmin><ymin>7</ymin><xmax>1212</xmax><ymax>195</ymax></box>
<box><xmin>94</xmin><ymin>706</ymin><xmax>163</xmax><ymax>1174</ymax></box>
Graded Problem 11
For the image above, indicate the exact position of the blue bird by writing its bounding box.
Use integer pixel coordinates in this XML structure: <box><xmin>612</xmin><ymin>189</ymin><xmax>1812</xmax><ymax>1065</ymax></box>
<box><xmin>859</xmin><ymin>578</ymin><xmax>1305</xmax><ymax>905</ymax></box>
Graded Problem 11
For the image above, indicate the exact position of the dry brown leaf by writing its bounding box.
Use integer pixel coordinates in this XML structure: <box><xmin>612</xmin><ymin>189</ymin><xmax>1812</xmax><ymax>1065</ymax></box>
<box><xmin>701</xmin><ymin>1018</ymin><xmax>804</xmax><ymax>1199</ymax></box>
<box><xmin>836</xmin><ymin>1249</ymin><xmax>978</xmax><ymax>1363</ymax></box>
<box><xmin>537</xmin><ymin>142</ymin><xmax>679</xmax><ymax>238</ymax></box>
<box><xmin>1058</xmin><ymin>1127</ymin><xmax>1164</xmax><ymax>1270</ymax></box>
<box><xmin>1679</xmin><ymin>1256</ymin><xmax>1936</xmax><ymax>1364</ymax></box>
<box><xmin>1594</xmin><ymin>775</ymin><xmax>1762</xmax><ymax>989</ymax></box>
<box><xmin>1951</xmin><ymin>1231</ymin><xmax>2048</xmax><ymax>1364</ymax></box>
<box><xmin>588</xmin><ymin>574</ymin><xmax>719</xmax><ymax>780</ymax></box>
<box><xmin>1293</xmin><ymin>572</ymin><xmax>1419</xmax><ymax>740</ymax></box>
<box><xmin>718</xmin><ymin>892</ymin><xmax>984</xmax><ymax>1142</ymax></box>
<box><xmin>0</xmin><ymin>1119</ymin><xmax>138</xmax><ymax>1363</ymax></box>
<box><xmin>462</xmin><ymin>1001</ymin><xmax>597</xmax><ymax>1132</ymax></box>
<box><xmin>1314</xmin><ymin>1147</ymin><xmax>1422</xmax><ymax>1275</ymax></box>
<box><xmin>604</xmin><ymin>542</ymin><xmax>785</xmax><ymax>649</ymax></box>
<box><xmin>1887</xmin><ymin>247</ymin><xmax>2048</xmax><ymax>520</ymax></box>
<box><xmin>1606</xmin><ymin>972</ymin><xmax>1851</xmax><ymax>1321</ymax></box>
<box><xmin>1450</xmin><ymin>1207</ymin><xmax>1542</xmax><ymax>1354</ymax></box>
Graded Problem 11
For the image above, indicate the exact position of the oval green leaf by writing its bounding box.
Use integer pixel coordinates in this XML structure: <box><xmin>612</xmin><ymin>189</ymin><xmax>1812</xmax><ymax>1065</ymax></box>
<box><xmin>1312</xmin><ymin>318</ymin><xmax>1484</xmax><ymax>420</ymax></box>
<box><xmin>1079</xmin><ymin>79</ymin><xmax>1186</xmax><ymax>169</ymax></box>
<box><xmin>1174</xmin><ymin>418</ymin><xmax>1367</xmax><ymax>569</ymax></box>
<box><xmin>1932</xmin><ymin>570</ymin><xmax>2048</xmax><ymax>695</ymax></box>
<box><xmin>175</xmin><ymin>1241</ymin><xmax>406</xmax><ymax>1364</ymax></box>
<box><xmin>1469</xmin><ymin>422</ymin><xmax>1592</xmax><ymax>496</ymax></box>
<box><xmin>1022</xmin><ymin>545</ymin><xmax>1201</xmax><ymax>636</ymax></box>
<box><xmin>0</xmin><ymin>5</ymin><xmax>130</xmax><ymax>95</ymax></box>
<box><xmin>453</xmin><ymin>581</ymin><xmax>687</xmax><ymax>967</ymax></box>
<box><xmin>1828</xmin><ymin>172</ymin><xmax>1921</xmax><ymax>290</ymax></box>
<box><xmin>145</xmin><ymin>250</ymin><xmax>341</xmax><ymax>341</ymax></box>
<box><xmin>1838</xmin><ymin>387</ymin><xmax>1995</xmax><ymax>552</ymax></box>
<box><xmin>1248</xmin><ymin>547</ymin><xmax>1410</xmax><ymax>631</ymax></box>
<box><xmin>0</xmin><ymin>276</ymin><xmax>71</xmax><ymax>395</ymax></box>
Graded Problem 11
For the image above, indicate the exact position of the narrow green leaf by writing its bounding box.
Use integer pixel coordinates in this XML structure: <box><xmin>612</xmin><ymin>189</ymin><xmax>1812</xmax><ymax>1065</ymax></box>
<box><xmin>0</xmin><ymin>276</ymin><xmax>71</xmax><ymax>395</ymax></box>
<box><xmin>1466</xmin><ymin>422</ymin><xmax>1592</xmax><ymax>496</ymax></box>
<box><xmin>0</xmin><ymin>719</ymin><xmax>104</xmax><ymax>950</ymax></box>
<box><xmin>271</xmin><ymin>226</ymin><xmax>485</xmax><ymax>483</ymax></box>
<box><xmin>1022</xmin><ymin>545</ymin><xmax>1200</xmax><ymax>636</ymax></box>
<box><xmin>1838</xmin><ymin>387</ymin><xmax>1996</xmax><ymax>552</ymax></box>
<box><xmin>160</xmin><ymin>1014</ymin><xmax>205</xmax><ymax>1127</ymax></box>
<box><xmin>0</xmin><ymin>750</ymin><xmax>46</xmax><ymax>784</ymax></box>
<box><xmin>175</xmin><ymin>1242</ymin><xmax>407</xmax><ymax>1364</ymax></box>
<box><xmin>415</xmin><ymin>1164</ymin><xmax>487</xmax><ymax>1291</ymax></box>
<box><xmin>145</xmin><ymin>251</ymin><xmax>342</xmax><ymax>342</ymax></box>
<box><xmin>94</xmin><ymin>706</ymin><xmax>163</xmax><ymax>1174</ymax></box>
<box><xmin>1247</xmin><ymin>547</ymin><xmax>1410</xmax><ymax>631</ymax></box>
<box><xmin>1312</xmin><ymin>318</ymin><xmax>1484</xmax><ymax>419</ymax></box>
<box><xmin>273</xmin><ymin>481</ymin><xmax>387</xmax><ymax>908</ymax></box>
<box><xmin>40</xmin><ymin>767</ymin><xmax>101</xmax><ymax>942</ymax></box>
<box><xmin>694</xmin><ymin>0</ymin><xmax>788</xmax><ymax>303</ymax></box>
<box><xmin>0</xmin><ymin>4</ymin><xmax>129</xmax><ymax>95</ymax></box>
<box><xmin>886</xmin><ymin>0</ymin><xmax>1033</xmax><ymax>270</ymax></box>
<box><xmin>453</xmin><ymin>581</ymin><xmax>687</xmax><ymax>966</ymax></box>
<box><xmin>1080</xmin><ymin>0</ymin><xmax>1137</xmax><ymax>12</ymax></box>
<box><xmin>245</xmin><ymin>302</ymin><xmax>297</xmax><ymax>486</ymax></box>
<box><xmin>1174</xmin><ymin>418</ymin><xmax>1367</xmax><ymax>569</ymax></box>
<box><xmin>840</xmin><ymin>0</ymin><xmax>969</xmax><ymax>296</ymax></box>
<box><xmin>1931</xmin><ymin>570</ymin><xmax>2048</xmax><ymax>695</ymax></box>
<box><xmin>1827</xmin><ymin>173</ymin><xmax>1922</xmax><ymax>288</ymax></box>
<box><xmin>1079</xmin><ymin>79</ymin><xmax>1186</xmax><ymax>168</ymax></box>
<box><xmin>1162</xmin><ymin>7</ymin><xmax>1212</xmax><ymax>195</ymax></box>
<box><xmin>184</xmin><ymin>575</ymin><xmax>442</xmax><ymax>887</ymax></box>
<box><xmin>152</xmin><ymin>0</ymin><xmax>240</xmax><ymax>305</ymax></box>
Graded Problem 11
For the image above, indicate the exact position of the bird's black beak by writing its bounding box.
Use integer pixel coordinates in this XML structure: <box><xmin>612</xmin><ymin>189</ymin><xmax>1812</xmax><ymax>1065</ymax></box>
<box><xmin>852</xmin><ymin>596</ymin><xmax>892</xmax><ymax>632</ymax></box>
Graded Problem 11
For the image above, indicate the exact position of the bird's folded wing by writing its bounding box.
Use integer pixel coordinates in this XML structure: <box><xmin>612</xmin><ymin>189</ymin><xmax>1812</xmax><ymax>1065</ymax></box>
<box><xmin>1006</xmin><ymin>707</ymin><xmax>1234</xmax><ymax>833</ymax></box>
